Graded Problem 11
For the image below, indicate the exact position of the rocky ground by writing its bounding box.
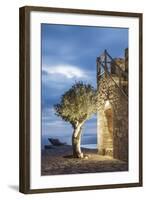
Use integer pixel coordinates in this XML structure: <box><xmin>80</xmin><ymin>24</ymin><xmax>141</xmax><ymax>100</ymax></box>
<box><xmin>41</xmin><ymin>145</ymin><xmax>128</xmax><ymax>175</ymax></box>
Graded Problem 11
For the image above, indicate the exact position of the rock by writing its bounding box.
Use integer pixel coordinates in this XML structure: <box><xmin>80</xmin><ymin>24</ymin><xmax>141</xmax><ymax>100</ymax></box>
<box><xmin>84</xmin><ymin>154</ymin><xmax>89</xmax><ymax>159</ymax></box>
<box><xmin>48</xmin><ymin>138</ymin><xmax>66</xmax><ymax>146</ymax></box>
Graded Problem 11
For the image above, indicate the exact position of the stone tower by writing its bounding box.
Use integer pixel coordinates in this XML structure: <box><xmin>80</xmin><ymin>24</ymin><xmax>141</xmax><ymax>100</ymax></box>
<box><xmin>97</xmin><ymin>49</ymin><xmax>128</xmax><ymax>162</ymax></box>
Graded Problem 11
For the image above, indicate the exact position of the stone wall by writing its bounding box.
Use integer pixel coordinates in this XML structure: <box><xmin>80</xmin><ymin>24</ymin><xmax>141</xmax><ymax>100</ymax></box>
<box><xmin>97</xmin><ymin>76</ymin><xmax>128</xmax><ymax>161</ymax></box>
<box><xmin>97</xmin><ymin>49</ymin><xmax>128</xmax><ymax>162</ymax></box>
<box><xmin>111</xmin><ymin>82</ymin><xmax>128</xmax><ymax>162</ymax></box>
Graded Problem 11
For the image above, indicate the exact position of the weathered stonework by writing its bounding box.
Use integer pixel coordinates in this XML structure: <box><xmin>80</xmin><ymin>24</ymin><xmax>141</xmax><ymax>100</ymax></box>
<box><xmin>97</xmin><ymin>49</ymin><xmax>128</xmax><ymax>162</ymax></box>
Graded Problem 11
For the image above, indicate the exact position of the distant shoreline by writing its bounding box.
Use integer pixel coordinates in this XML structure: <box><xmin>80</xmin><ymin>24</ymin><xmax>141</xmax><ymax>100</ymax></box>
<box><xmin>41</xmin><ymin>135</ymin><xmax>97</xmax><ymax>149</ymax></box>
<box><xmin>42</xmin><ymin>143</ymin><xmax>97</xmax><ymax>150</ymax></box>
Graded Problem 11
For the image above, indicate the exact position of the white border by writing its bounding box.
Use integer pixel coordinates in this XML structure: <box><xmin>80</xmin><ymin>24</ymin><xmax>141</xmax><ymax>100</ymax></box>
<box><xmin>30</xmin><ymin>11</ymin><xmax>139</xmax><ymax>189</ymax></box>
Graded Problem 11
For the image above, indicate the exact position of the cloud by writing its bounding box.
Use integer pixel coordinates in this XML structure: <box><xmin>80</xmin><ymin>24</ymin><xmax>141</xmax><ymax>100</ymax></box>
<box><xmin>43</xmin><ymin>65</ymin><xmax>87</xmax><ymax>79</ymax></box>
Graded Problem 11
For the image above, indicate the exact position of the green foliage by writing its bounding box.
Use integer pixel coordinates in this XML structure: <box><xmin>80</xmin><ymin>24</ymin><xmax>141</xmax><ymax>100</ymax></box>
<box><xmin>54</xmin><ymin>82</ymin><xmax>98</xmax><ymax>127</ymax></box>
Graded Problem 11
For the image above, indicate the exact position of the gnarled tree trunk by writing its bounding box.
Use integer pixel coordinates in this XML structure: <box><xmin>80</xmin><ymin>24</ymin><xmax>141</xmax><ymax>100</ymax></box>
<box><xmin>72</xmin><ymin>124</ymin><xmax>83</xmax><ymax>158</ymax></box>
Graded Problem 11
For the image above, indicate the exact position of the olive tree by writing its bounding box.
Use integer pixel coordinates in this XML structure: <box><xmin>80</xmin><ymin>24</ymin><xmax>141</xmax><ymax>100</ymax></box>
<box><xmin>54</xmin><ymin>82</ymin><xmax>98</xmax><ymax>158</ymax></box>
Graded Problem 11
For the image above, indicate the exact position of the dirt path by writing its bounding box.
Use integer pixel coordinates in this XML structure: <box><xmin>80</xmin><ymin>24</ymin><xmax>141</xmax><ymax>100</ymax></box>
<box><xmin>41</xmin><ymin>145</ymin><xmax>128</xmax><ymax>175</ymax></box>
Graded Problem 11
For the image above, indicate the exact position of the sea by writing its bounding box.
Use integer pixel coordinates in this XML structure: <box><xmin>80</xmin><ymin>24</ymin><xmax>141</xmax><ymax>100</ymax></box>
<box><xmin>42</xmin><ymin>134</ymin><xmax>97</xmax><ymax>149</ymax></box>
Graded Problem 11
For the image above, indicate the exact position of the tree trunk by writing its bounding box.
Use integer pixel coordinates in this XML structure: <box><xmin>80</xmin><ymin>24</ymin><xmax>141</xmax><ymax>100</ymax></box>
<box><xmin>72</xmin><ymin>124</ymin><xmax>83</xmax><ymax>158</ymax></box>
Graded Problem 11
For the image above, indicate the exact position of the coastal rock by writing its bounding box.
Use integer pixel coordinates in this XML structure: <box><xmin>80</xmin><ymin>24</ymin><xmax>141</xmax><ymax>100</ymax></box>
<box><xmin>48</xmin><ymin>138</ymin><xmax>66</xmax><ymax>146</ymax></box>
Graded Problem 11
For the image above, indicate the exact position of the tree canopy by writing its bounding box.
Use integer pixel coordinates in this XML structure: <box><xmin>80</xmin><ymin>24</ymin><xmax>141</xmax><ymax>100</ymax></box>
<box><xmin>54</xmin><ymin>82</ymin><xmax>98</xmax><ymax>128</ymax></box>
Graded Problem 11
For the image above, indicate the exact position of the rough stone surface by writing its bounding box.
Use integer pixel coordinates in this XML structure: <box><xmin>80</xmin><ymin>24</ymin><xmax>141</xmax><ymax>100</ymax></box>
<box><xmin>97</xmin><ymin>49</ymin><xmax>128</xmax><ymax>162</ymax></box>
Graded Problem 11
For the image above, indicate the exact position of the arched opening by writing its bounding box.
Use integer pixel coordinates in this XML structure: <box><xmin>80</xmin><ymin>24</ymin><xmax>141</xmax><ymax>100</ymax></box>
<box><xmin>97</xmin><ymin>100</ymin><xmax>113</xmax><ymax>157</ymax></box>
<box><xmin>104</xmin><ymin>100</ymin><xmax>113</xmax><ymax>156</ymax></box>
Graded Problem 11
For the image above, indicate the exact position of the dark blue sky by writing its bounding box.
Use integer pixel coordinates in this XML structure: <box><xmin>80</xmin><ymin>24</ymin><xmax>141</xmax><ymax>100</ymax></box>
<box><xmin>41</xmin><ymin>23</ymin><xmax>128</xmax><ymax>146</ymax></box>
